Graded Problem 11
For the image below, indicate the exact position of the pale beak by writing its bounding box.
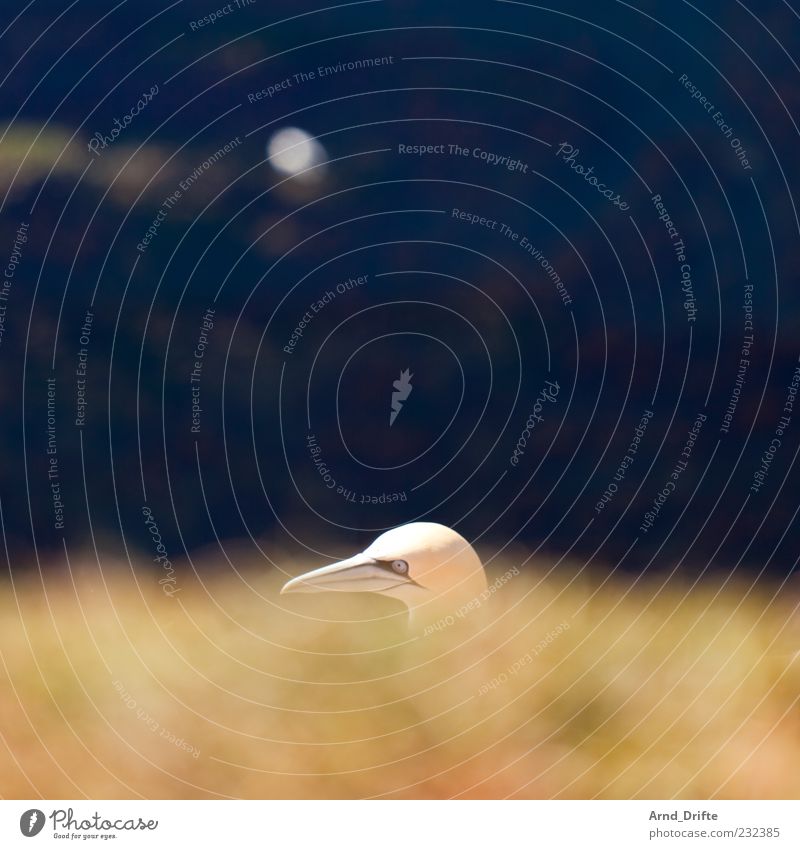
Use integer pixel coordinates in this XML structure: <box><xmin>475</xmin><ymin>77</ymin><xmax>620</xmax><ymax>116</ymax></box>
<box><xmin>280</xmin><ymin>554</ymin><xmax>412</xmax><ymax>595</ymax></box>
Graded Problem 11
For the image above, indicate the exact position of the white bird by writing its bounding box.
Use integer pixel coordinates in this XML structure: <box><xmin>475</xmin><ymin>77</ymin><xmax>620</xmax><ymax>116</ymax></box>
<box><xmin>281</xmin><ymin>522</ymin><xmax>487</xmax><ymax>628</ymax></box>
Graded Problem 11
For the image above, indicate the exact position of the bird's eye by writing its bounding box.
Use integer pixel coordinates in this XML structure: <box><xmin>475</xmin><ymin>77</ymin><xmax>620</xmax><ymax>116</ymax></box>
<box><xmin>391</xmin><ymin>559</ymin><xmax>408</xmax><ymax>574</ymax></box>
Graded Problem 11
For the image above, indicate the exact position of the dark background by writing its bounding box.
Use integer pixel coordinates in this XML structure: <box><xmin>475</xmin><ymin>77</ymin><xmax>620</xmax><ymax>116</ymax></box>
<box><xmin>1</xmin><ymin>0</ymin><xmax>798</xmax><ymax>579</ymax></box>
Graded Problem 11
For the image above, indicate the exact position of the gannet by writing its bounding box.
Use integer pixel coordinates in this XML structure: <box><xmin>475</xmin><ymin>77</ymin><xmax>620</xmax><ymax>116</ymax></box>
<box><xmin>281</xmin><ymin>522</ymin><xmax>487</xmax><ymax>628</ymax></box>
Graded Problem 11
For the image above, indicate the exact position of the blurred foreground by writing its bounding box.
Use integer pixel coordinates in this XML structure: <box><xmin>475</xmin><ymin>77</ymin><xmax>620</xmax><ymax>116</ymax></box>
<box><xmin>1</xmin><ymin>553</ymin><xmax>798</xmax><ymax>799</ymax></box>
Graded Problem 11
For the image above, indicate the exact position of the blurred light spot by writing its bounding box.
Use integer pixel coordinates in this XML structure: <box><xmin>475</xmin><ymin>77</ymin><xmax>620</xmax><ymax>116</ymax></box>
<box><xmin>266</xmin><ymin>127</ymin><xmax>326</xmax><ymax>180</ymax></box>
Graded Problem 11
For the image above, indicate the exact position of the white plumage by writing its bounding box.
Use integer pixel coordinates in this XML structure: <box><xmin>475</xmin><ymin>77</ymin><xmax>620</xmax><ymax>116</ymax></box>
<box><xmin>281</xmin><ymin>522</ymin><xmax>487</xmax><ymax>627</ymax></box>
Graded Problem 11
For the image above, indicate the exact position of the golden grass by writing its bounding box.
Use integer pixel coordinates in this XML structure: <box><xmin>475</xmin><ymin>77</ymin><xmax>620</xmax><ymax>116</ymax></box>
<box><xmin>1</xmin><ymin>555</ymin><xmax>798</xmax><ymax>799</ymax></box>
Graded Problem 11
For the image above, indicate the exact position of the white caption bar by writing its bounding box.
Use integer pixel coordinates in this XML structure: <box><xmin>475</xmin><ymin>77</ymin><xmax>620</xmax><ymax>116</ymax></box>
<box><xmin>1</xmin><ymin>800</ymin><xmax>797</xmax><ymax>847</ymax></box>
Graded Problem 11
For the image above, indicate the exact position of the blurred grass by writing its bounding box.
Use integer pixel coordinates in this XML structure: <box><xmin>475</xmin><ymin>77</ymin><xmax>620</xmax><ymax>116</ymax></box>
<box><xmin>0</xmin><ymin>122</ymin><xmax>240</xmax><ymax>206</ymax></box>
<box><xmin>0</xmin><ymin>555</ymin><xmax>798</xmax><ymax>799</ymax></box>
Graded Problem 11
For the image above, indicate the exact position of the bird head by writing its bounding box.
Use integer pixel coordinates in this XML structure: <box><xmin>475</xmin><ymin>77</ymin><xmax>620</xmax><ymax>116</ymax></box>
<box><xmin>280</xmin><ymin>522</ymin><xmax>487</xmax><ymax>627</ymax></box>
